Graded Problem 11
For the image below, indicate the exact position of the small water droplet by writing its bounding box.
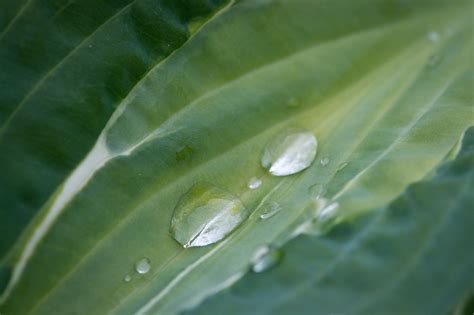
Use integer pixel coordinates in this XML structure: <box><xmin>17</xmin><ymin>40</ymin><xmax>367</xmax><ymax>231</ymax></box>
<box><xmin>176</xmin><ymin>145</ymin><xmax>193</xmax><ymax>162</ymax></box>
<box><xmin>259</xmin><ymin>202</ymin><xmax>282</xmax><ymax>220</ymax></box>
<box><xmin>250</xmin><ymin>245</ymin><xmax>282</xmax><ymax>273</ymax></box>
<box><xmin>336</xmin><ymin>162</ymin><xmax>348</xmax><ymax>172</ymax></box>
<box><xmin>135</xmin><ymin>258</ymin><xmax>151</xmax><ymax>274</ymax></box>
<box><xmin>308</xmin><ymin>184</ymin><xmax>326</xmax><ymax>200</ymax></box>
<box><xmin>261</xmin><ymin>129</ymin><xmax>317</xmax><ymax>176</ymax></box>
<box><xmin>427</xmin><ymin>31</ymin><xmax>439</xmax><ymax>43</ymax></box>
<box><xmin>428</xmin><ymin>54</ymin><xmax>441</xmax><ymax>67</ymax></box>
<box><xmin>124</xmin><ymin>274</ymin><xmax>132</xmax><ymax>282</ymax></box>
<box><xmin>317</xmin><ymin>202</ymin><xmax>339</xmax><ymax>221</ymax></box>
<box><xmin>320</xmin><ymin>157</ymin><xmax>330</xmax><ymax>166</ymax></box>
<box><xmin>88</xmin><ymin>44</ymin><xmax>92</xmax><ymax>48</ymax></box>
<box><xmin>170</xmin><ymin>182</ymin><xmax>248</xmax><ymax>248</ymax></box>
<box><xmin>287</xmin><ymin>97</ymin><xmax>300</xmax><ymax>108</ymax></box>
<box><xmin>248</xmin><ymin>177</ymin><xmax>262</xmax><ymax>190</ymax></box>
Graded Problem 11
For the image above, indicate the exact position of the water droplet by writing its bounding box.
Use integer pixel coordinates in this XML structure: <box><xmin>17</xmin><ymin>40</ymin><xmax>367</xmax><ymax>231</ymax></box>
<box><xmin>261</xmin><ymin>129</ymin><xmax>317</xmax><ymax>176</ymax></box>
<box><xmin>336</xmin><ymin>162</ymin><xmax>348</xmax><ymax>172</ymax></box>
<box><xmin>124</xmin><ymin>274</ymin><xmax>132</xmax><ymax>282</ymax></box>
<box><xmin>287</xmin><ymin>97</ymin><xmax>300</xmax><ymax>108</ymax></box>
<box><xmin>250</xmin><ymin>245</ymin><xmax>282</xmax><ymax>273</ymax></box>
<box><xmin>170</xmin><ymin>182</ymin><xmax>248</xmax><ymax>248</ymax></box>
<box><xmin>135</xmin><ymin>258</ymin><xmax>151</xmax><ymax>274</ymax></box>
<box><xmin>320</xmin><ymin>157</ymin><xmax>330</xmax><ymax>166</ymax></box>
<box><xmin>248</xmin><ymin>177</ymin><xmax>262</xmax><ymax>190</ymax></box>
<box><xmin>259</xmin><ymin>202</ymin><xmax>282</xmax><ymax>220</ymax></box>
<box><xmin>427</xmin><ymin>31</ymin><xmax>439</xmax><ymax>43</ymax></box>
<box><xmin>176</xmin><ymin>145</ymin><xmax>193</xmax><ymax>162</ymax></box>
<box><xmin>428</xmin><ymin>54</ymin><xmax>441</xmax><ymax>67</ymax></box>
<box><xmin>317</xmin><ymin>202</ymin><xmax>339</xmax><ymax>221</ymax></box>
<box><xmin>308</xmin><ymin>184</ymin><xmax>326</xmax><ymax>200</ymax></box>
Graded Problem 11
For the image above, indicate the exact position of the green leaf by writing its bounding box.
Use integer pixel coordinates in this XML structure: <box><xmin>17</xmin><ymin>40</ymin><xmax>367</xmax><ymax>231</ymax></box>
<box><xmin>187</xmin><ymin>126</ymin><xmax>474</xmax><ymax>315</ymax></box>
<box><xmin>0</xmin><ymin>0</ymin><xmax>229</xmax><ymax>258</ymax></box>
<box><xmin>0</xmin><ymin>0</ymin><xmax>472</xmax><ymax>314</ymax></box>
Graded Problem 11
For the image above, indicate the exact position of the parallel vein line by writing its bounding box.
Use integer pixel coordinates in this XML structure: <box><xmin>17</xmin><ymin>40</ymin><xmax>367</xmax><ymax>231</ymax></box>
<box><xmin>0</xmin><ymin>0</ymin><xmax>137</xmax><ymax>136</ymax></box>
<box><xmin>0</xmin><ymin>0</ymin><xmax>33</xmax><ymax>41</ymax></box>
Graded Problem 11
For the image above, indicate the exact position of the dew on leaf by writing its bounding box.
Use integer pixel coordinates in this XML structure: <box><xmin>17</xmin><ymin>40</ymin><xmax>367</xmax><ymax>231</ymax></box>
<box><xmin>175</xmin><ymin>145</ymin><xmax>194</xmax><ymax>162</ymax></box>
<box><xmin>124</xmin><ymin>274</ymin><xmax>132</xmax><ymax>282</ymax></box>
<box><xmin>259</xmin><ymin>202</ymin><xmax>282</xmax><ymax>220</ymax></box>
<box><xmin>135</xmin><ymin>258</ymin><xmax>151</xmax><ymax>274</ymax></box>
<box><xmin>428</xmin><ymin>54</ymin><xmax>441</xmax><ymax>67</ymax></box>
<box><xmin>317</xmin><ymin>202</ymin><xmax>339</xmax><ymax>221</ymax></box>
<box><xmin>250</xmin><ymin>245</ymin><xmax>282</xmax><ymax>273</ymax></box>
<box><xmin>308</xmin><ymin>184</ymin><xmax>326</xmax><ymax>200</ymax></box>
<box><xmin>320</xmin><ymin>157</ymin><xmax>330</xmax><ymax>166</ymax></box>
<box><xmin>248</xmin><ymin>177</ymin><xmax>262</xmax><ymax>190</ymax></box>
<box><xmin>170</xmin><ymin>182</ymin><xmax>248</xmax><ymax>248</ymax></box>
<box><xmin>261</xmin><ymin>129</ymin><xmax>317</xmax><ymax>176</ymax></box>
<box><xmin>427</xmin><ymin>31</ymin><xmax>440</xmax><ymax>42</ymax></box>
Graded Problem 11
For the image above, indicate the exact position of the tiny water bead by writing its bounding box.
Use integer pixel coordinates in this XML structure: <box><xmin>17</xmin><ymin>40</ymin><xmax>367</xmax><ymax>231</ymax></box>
<box><xmin>250</xmin><ymin>245</ymin><xmax>282</xmax><ymax>273</ymax></box>
<box><xmin>135</xmin><ymin>258</ymin><xmax>151</xmax><ymax>274</ymax></box>
<box><xmin>320</xmin><ymin>157</ymin><xmax>330</xmax><ymax>166</ymax></box>
<box><xmin>175</xmin><ymin>145</ymin><xmax>194</xmax><ymax>162</ymax></box>
<box><xmin>427</xmin><ymin>31</ymin><xmax>440</xmax><ymax>43</ymax></box>
<box><xmin>248</xmin><ymin>177</ymin><xmax>262</xmax><ymax>190</ymax></box>
<box><xmin>124</xmin><ymin>274</ymin><xmax>132</xmax><ymax>282</ymax></box>
<box><xmin>259</xmin><ymin>202</ymin><xmax>282</xmax><ymax>220</ymax></box>
<box><xmin>428</xmin><ymin>54</ymin><xmax>441</xmax><ymax>67</ymax></box>
<box><xmin>170</xmin><ymin>182</ymin><xmax>248</xmax><ymax>248</ymax></box>
<box><xmin>308</xmin><ymin>184</ymin><xmax>326</xmax><ymax>200</ymax></box>
<box><xmin>261</xmin><ymin>129</ymin><xmax>317</xmax><ymax>176</ymax></box>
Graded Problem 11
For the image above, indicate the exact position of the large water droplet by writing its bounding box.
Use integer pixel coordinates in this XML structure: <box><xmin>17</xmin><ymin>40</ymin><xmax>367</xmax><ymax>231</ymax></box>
<box><xmin>308</xmin><ymin>184</ymin><xmax>326</xmax><ymax>200</ymax></box>
<box><xmin>320</xmin><ymin>157</ymin><xmax>330</xmax><ymax>166</ymax></box>
<box><xmin>135</xmin><ymin>258</ymin><xmax>151</xmax><ymax>274</ymax></box>
<box><xmin>248</xmin><ymin>177</ymin><xmax>262</xmax><ymax>190</ymax></box>
<box><xmin>170</xmin><ymin>183</ymin><xmax>248</xmax><ymax>248</ymax></box>
<box><xmin>250</xmin><ymin>245</ymin><xmax>282</xmax><ymax>273</ymax></box>
<box><xmin>427</xmin><ymin>31</ymin><xmax>439</xmax><ymax>43</ymax></box>
<box><xmin>259</xmin><ymin>202</ymin><xmax>282</xmax><ymax>220</ymax></box>
<box><xmin>261</xmin><ymin>129</ymin><xmax>317</xmax><ymax>176</ymax></box>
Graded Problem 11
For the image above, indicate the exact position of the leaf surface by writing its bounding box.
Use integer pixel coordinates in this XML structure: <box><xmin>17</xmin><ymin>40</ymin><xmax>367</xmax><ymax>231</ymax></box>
<box><xmin>187</xmin><ymin>126</ymin><xmax>474</xmax><ymax>315</ymax></box>
<box><xmin>0</xmin><ymin>0</ymin><xmax>472</xmax><ymax>314</ymax></box>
